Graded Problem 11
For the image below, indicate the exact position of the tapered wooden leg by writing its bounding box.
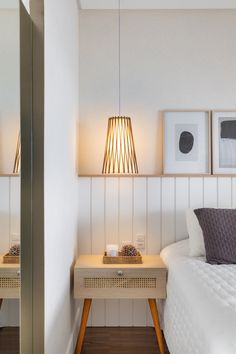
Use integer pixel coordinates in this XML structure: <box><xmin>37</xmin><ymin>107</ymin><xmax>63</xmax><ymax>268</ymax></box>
<box><xmin>0</xmin><ymin>299</ymin><xmax>2</xmax><ymax>310</ymax></box>
<box><xmin>75</xmin><ymin>299</ymin><xmax>92</xmax><ymax>354</ymax></box>
<box><xmin>148</xmin><ymin>298</ymin><xmax>165</xmax><ymax>354</ymax></box>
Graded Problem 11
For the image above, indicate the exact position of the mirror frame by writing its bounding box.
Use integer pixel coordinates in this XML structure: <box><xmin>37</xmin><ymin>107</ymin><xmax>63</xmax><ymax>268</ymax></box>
<box><xmin>20</xmin><ymin>1</ymin><xmax>44</xmax><ymax>353</ymax></box>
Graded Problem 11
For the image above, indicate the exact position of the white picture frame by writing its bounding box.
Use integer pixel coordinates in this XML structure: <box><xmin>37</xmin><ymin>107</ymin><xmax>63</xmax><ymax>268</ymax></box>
<box><xmin>212</xmin><ymin>111</ymin><xmax>236</xmax><ymax>175</ymax></box>
<box><xmin>163</xmin><ymin>110</ymin><xmax>211</xmax><ymax>175</ymax></box>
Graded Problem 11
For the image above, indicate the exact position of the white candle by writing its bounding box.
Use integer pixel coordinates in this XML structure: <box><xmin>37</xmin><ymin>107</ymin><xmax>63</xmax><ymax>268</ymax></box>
<box><xmin>106</xmin><ymin>244</ymin><xmax>119</xmax><ymax>257</ymax></box>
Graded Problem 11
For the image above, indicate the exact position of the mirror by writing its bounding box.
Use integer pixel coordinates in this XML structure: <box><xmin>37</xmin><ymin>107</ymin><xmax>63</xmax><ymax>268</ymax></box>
<box><xmin>0</xmin><ymin>1</ymin><xmax>28</xmax><ymax>353</ymax></box>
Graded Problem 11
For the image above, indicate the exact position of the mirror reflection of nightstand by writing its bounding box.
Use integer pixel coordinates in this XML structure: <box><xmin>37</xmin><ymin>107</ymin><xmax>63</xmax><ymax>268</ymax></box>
<box><xmin>0</xmin><ymin>255</ymin><xmax>20</xmax><ymax>310</ymax></box>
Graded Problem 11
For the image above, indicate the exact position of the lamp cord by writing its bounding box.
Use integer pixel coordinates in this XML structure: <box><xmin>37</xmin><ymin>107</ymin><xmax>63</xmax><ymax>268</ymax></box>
<box><xmin>118</xmin><ymin>0</ymin><xmax>121</xmax><ymax>116</ymax></box>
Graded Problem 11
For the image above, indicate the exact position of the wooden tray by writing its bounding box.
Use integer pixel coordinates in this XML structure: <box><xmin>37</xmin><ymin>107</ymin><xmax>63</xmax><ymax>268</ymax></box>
<box><xmin>103</xmin><ymin>255</ymin><xmax>142</xmax><ymax>264</ymax></box>
<box><xmin>3</xmin><ymin>254</ymin><xmax>20</xmax><ymax>264</ymax></box>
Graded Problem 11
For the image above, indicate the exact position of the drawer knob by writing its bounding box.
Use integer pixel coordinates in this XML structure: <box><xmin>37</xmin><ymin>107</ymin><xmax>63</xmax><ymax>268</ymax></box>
<box><xmin>117</xmin><ymin>270</ymin><xmax>124</xmax><ymax>276</ymax></box>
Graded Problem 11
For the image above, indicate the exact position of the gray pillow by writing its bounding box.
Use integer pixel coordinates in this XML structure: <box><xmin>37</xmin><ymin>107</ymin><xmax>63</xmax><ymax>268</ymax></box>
<box><xmin>194</xmin><ymin>208</ymin><xmax>236</xmax><ymax>265</ymax></box>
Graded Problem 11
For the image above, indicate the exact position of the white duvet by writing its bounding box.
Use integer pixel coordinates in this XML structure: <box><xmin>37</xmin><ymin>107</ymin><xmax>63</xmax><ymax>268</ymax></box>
<box><xmin>160</xmin><ymin>239</ymin><xmax>236</xmax><ymax>354</ymax></box>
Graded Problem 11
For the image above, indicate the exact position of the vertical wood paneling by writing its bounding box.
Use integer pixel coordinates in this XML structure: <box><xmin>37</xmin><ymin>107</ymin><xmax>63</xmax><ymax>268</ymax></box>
<box><xmin>10</xmin><ymin>177</ymin><xmax>20</xmax><ymax>244</ymax></box>
<box><xmin>78</xmin><ymin>178</ymin><xmax>91</xmax><ymax>255</ymax></box>
<box><xmin>175</xmin><ymin>178</ymin><xmax>189</xmax><ymax>241</ymax></box>
<box><xmin>0</xmin><ymin>177</ymin><xmax>10</xmax><ymax>254</ymax></box>
<box><xmin>91</xmin><ymin>178</ymin><xmax>105</xmax><ymax>254</ymax></box>
<box><xmin>189</xmin><ymin>177</ymin><xmax>203</xmax><ymax>208</ymax></box>
<box><xmin>119</xmin><ymin>178</ymin><xmax>133</xmax><ymax>244</ymax></box>
<box><xmin>218</xmin><ymin>177</ymin><xmax>232</xmax><ymax>208</ymax></box>
<box><xmin>146</xmin><ymin>178</ymin><xmax>161</xmax><ymax>326</ymax></box>
<box><xmin>147</xmin><ymin>178</ymin><xmax>161</xmax><ymax>254</ymax></box>
<box><xmin>91</xmin><ymin>178</ymin><xmax>105</xmax><ymax>326</ymax></box>
<box><xmin>119</xmin><ymin>178</ymin><xmax>133</xmax><ymax>326</ymax></box>
<box><xmin>78</xmin><ymin>176</ymin><xmax>235</xmax><ymax>328</ymax></box>
<box><xmin>105</xmin><ymin>178</ymin><xmax>119</xmax><ymax>326</ymax></box>
<box><xmin>105</xmin><ymin>178</ymin><xmax>119</xmax><ymax>245</ymax></box>
<box><xmin>161</xmin><ymin>178</ymin><xmax>175</xmax><ymax>248</ymax></box>
<box><xmin>78</xmin><ymin>177</ymin><xmax>92</xmax><ymax>326</ymax></box>
<box><xmin>232</xmin><ymin>178</ymin><xmax>236</xmax><ymax>208</ymax></box>
<box><xmin>133</xmin><ymin>178</ymin><xmax>147</xmax><ymax>326</ymax></box>
<box><xmin>133</xmin><ymin>178</ymin><xmax>147</xmax><ymax>245</ymax></box>
<box><xmin>204</xmin><ymin>177</ymin><xmax>217</xmax><ymax>207</ymax></box>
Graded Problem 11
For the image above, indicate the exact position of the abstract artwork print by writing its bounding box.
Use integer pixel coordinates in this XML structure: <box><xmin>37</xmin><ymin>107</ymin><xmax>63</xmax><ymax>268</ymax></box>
<box><xmin>212</xmin><ymin>112</ymin><xmax>236</xmax><ymax>174</ymax></box>
<box><xmin>219</xmin><ymin>119</ymin><xmax>236</xmax><ymax>168</ymax></box>
<box><xmin>163</xmin><ymin>111</ymin><xmax>211</xmax><ymax>174</ymax></box>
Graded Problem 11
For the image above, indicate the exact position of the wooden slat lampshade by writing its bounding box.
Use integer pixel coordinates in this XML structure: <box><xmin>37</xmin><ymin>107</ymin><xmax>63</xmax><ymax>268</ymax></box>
<box><xmin>13</xmin><ymin>133</ymin><xmax>21</xmax><ymax>174</ymax></box>
<box><xmin>102</xmin><ymin>116</ymin><xmax>138</xmax><ymax>174</ymax></box>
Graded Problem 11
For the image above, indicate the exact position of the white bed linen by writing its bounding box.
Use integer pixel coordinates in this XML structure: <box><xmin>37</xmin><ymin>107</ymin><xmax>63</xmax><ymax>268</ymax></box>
<box><xmin>160</xmin><ymin>239</ymin><xmax>236</xmax><ymax>354</ymax></box>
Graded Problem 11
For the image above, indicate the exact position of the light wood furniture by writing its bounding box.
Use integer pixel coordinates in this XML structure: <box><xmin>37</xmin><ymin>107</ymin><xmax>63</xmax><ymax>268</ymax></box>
<box><xmin>74</xmin><ymin>255</ymin><xmax>167</xmax><ymax>354</ymax></box>
<box><xmin>0</xmin><ymin>255</ymin><xmax>20</xmax><ymax>310</ymax></box>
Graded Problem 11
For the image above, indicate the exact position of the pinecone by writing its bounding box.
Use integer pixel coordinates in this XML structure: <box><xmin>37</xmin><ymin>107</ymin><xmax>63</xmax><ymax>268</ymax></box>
<box><xmin>121</xmin><ymin>244</ymin><xmax>139</xmax><ymax>257</ymax></box>
<box><xmin>9</xmin><ymin>244</ymin><xmax>20</xmax><ymax>256</ymax></box>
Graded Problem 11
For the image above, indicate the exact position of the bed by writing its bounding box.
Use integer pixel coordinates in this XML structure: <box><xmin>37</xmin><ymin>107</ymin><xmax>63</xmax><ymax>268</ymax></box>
<box><xmin>160</xmin><ymin>239</ymin><xmax>236</xmax><ymax>354</ymax></box>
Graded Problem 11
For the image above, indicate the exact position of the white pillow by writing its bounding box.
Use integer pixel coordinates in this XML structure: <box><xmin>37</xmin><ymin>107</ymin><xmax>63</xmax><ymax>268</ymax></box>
<box><xmin>186</xmin><ymin>208</ymin><xmax>206</xmax><ymax>257</ymax></box>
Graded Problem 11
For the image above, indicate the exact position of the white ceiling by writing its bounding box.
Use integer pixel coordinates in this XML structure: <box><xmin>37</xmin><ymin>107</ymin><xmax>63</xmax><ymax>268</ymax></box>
<box><xmin>79</xmin><ymin>0</ymin><xmax>236</xmax><ymax>10</ymax></box>
<box><xmin>0</xmin><ymin>0</ymin><xmax>18</xmax><ymax>9</ymax></box>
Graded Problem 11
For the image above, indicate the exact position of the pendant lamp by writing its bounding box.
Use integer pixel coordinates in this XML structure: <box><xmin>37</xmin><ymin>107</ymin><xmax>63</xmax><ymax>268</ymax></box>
<box><xmin>102</xmin><ymin>0</ymin><xmax>138</xmax><ymax>175</ymax></box>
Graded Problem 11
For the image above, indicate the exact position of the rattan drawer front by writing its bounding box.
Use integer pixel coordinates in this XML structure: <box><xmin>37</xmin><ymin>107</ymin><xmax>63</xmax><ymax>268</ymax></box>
<box><xmin>84</xmin><ymin>277</ymin><xmax>157</xmax><ymax>289</ymax></box>
<box><xmin>0</xmin><ymin>277</ymin><xmax>20</xmax><ymax>288</ymax></box>
<box><xmin>74</xmin><ymin>269</ymin><xmax>167</xmax><ymax>299</ymax></box>
<box><xmin>0</xmin><ymin>270</ymin><xmax>20</xmax><ymax>298</ymax></box>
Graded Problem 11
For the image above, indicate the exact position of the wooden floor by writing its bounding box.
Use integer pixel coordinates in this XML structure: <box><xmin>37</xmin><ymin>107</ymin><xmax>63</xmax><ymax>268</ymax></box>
<box><xmin>0</xmin><ymin>327</ymin><xmax>170</xmax><ymax>354</ymax></box>
<box><xmin>82</xmin><ymin>327</ymin><xmax>170</xmax><ymax>354</ymax></box>
<box><xmin>0</xmin><ymin>327</ymin><xmax>19</xmax><ymax>354</ymax></box>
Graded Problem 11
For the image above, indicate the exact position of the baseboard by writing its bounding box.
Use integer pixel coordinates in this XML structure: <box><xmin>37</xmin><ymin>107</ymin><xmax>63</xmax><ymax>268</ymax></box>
<box><xmin>65</xmin><ymin>306</ymin><xmax>81</xmax><ymax>354</ymax></box>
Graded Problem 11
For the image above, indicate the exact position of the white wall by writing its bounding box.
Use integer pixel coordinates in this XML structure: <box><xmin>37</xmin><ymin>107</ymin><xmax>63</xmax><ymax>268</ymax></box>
<box><xmin>44</xmin><ymin>0</ymin><xmax>80</xmax><ymax>354</ymax></box>
<box><xmin>79</xmin><ymin>10</ymin><xmax>236</xmax><ymax>175</ymax></box>
<box><xmin>0</xmin><ymin>176</ymin><xmax>20</xmax><ymax>327</ymax></box>
<box><xmin>0</xmin><ymin>9</ymin><xmax>20</xmax><ymax>174</ymax></box>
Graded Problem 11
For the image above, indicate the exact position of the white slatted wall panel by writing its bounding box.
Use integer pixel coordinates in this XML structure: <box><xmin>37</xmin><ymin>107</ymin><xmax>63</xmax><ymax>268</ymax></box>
<box><xmin>78</xmin><ymin>176</ymin><xmax>236</xmax><ymax>327</ymax></box>
<box><xmin>0</xmin><ymin>176</ymin><xmax>20</xmax><ymax>327</ymax></box>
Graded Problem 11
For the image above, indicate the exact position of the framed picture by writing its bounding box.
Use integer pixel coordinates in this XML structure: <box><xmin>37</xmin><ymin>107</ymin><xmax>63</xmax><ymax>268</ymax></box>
<box><xmin>212</xmin><ymin>111</ymin><xmax>236</xmax><ymax>174</ymax></box>
<box><xmin>163</xmin><ymin>110</ymin><xmax>211</xmax><ymax>175</ymax></box>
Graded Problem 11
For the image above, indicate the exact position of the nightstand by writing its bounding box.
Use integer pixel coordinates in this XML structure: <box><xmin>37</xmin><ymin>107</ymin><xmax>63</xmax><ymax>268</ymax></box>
<box><xmin>74</xmin><ymin>255</ymin><xmax>167</xmax><ymax>354</ymax></box>
<box><xmin>0</xmin><ymin>255</ymin><xmax>20</xmax><ymax>310</ymax></box>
